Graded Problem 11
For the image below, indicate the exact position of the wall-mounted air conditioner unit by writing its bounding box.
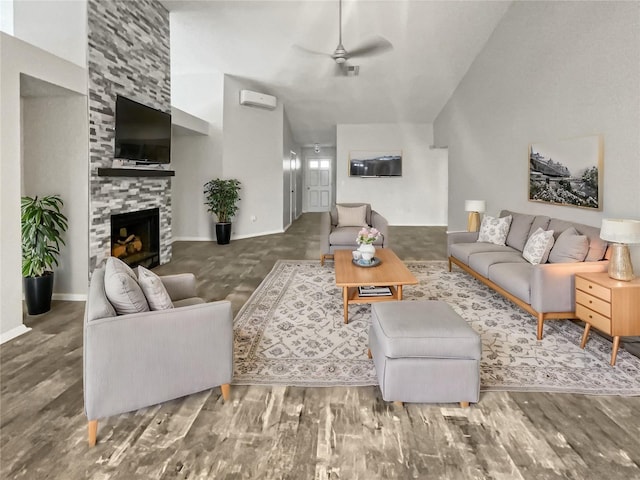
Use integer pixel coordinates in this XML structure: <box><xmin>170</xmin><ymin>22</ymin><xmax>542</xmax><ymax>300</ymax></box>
<box><xmin>239</xmin><ymin>90</ymin><xmax>277</xmax><ymax>110</ymax></box>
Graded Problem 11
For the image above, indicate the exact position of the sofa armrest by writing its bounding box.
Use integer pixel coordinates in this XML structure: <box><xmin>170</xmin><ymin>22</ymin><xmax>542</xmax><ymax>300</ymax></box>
<box><xmin>530</xmin><ymin>261</ymin><xmax>609</xmax><ymax>313</ymax></box>
<box><xmin>84</xmin><ymin>300</ymin><xmax>233</xmax><ymax>420</ymax></box>
<box><xmin>160</xmin><ymin>273</ymin><xmax>197</xmax><ymax>301</ymax></box>
<box><xmin>320</xmin><ymin>211</ymin><xmax>332</xmax><ymax>255</ymax></box>
<box><xmin>447</xmin><ymin>231</ymin><xmax>479</xmax><ymax>256</ymax></box>
<box><xmin>371</xmin><ymin>211</ymin><xmax>389</xmax><ymax>248</ymax></box>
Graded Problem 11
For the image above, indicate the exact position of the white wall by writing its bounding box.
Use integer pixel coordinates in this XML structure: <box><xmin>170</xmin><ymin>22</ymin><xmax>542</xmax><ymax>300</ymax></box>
<box><xmin>12</xmin><ymin>0</ymin><xmax>87</xmax><ymax>67</ymax></box>
<box><xmin>336</xmin><ymin>123</ymin><xmax>448</xmax><ymax>226</ymax></box>
<box><xmin>0</xmin><ymin>0</ymin><xmax>14</xmax><ymax>34</ymax></box>
<box><xmin>22</xmin><ymin>95</ymin><xmax>88</xmax><ymax>299</ymax></box>
<box><xmin>434</xmin><ymin>1</ymin><xmax>640</xmax><ymax>267</ymax></box>
<box><xmin>170</xmin><ymin>72</ymin><xmax>224</xmax><ymax>241</ymax></box>
<box><xmin>0</xmin><ymin>33</ymin><xmax>87</xmax><ymax>342</ymax></box>
<box><xmin>222</xmin><ymin>75</ymin><xmax>284</xmax><ymax>239</ymax></box>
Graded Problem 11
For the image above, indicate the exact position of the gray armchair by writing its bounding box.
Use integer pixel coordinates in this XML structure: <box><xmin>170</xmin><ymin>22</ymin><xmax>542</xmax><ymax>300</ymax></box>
<box><xmin>320</xmin><ymin>203</ymin><xmax>389</xmax><ymax>264</ymax></box>
<box><xmin>83</xmin><ymin>267</ymin><xmax>233</xmax><ymax>447</ymax></box>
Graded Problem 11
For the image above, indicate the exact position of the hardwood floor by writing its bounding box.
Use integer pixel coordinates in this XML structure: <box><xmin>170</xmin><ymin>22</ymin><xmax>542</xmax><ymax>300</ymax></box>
<box><xmin>1</xmin><ymin>213</ymin><xmax>639</xmax><ymax>479</ymax></box>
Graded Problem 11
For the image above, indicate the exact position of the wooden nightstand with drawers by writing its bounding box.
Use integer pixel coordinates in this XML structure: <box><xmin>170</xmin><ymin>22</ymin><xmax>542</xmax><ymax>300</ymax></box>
<box><xmin>575</xmin><ymin>272</ymin><xmax>640</xmax><ymax>366</ymax></box>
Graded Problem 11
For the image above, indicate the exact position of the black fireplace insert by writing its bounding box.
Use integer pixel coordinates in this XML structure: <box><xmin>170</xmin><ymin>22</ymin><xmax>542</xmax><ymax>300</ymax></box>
<box><xmin>110</xmin><ymin>208</ymin><xmax>160</xmax><ymax>268</ymax></box>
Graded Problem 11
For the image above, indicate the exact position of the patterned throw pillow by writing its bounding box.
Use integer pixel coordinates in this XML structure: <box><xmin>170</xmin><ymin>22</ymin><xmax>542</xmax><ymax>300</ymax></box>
<box><xmin>477</xmin><ymin>215</ymin><xmax>512</xmax><ymax>246</ymax></box>
<box><xmin>137</xmin><ymin>266</ymin><xmax>174</xmax><ymax>311</ymax></box>
<box><xmin>336</xmin><ymin>205</ymin><xmax>368</xmax><ymax>227</ymax></box>
<box><xmin>522</xmin><ymin>227</ymin><xmax>555</xmax><ymax>265</ymax></box>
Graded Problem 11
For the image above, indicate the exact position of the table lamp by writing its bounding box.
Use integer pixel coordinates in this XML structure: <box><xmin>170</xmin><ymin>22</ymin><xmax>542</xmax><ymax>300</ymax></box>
<box><xmin>600</xmin><ymin>218</ymin><xmax>640</xmax><ymax>281</ymax></box>
<box><xmin>465</xmin><ymin>200</ymin><xmax>486</xmax><ymax>232</ymax></box>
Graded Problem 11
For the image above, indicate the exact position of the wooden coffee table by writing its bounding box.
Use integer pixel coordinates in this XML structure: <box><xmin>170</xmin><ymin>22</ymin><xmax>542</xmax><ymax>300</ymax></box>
<box><xmin>334</xmin><ymin>248</ymin><xmax>418</xmax><ymax>323</ymax></box>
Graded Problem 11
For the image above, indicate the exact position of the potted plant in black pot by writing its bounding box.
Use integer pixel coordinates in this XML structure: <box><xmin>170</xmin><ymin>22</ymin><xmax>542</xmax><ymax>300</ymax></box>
<box><xmin>21</xmin><ymin>195</ymin><xmax>68</xmax><ymax>315</ymax></box>
<box><xmin>203</xmin><ymin>178</ymin><xmax>241</xmax><ymax>245</ymax></box>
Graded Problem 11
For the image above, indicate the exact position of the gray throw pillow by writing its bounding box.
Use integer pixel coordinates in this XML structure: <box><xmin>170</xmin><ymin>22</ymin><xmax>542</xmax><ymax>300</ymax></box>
<box><xmin>104</xmin><ymin>257</ymin><xmax>150</xmax><ymax>315</ymax></box>
<box><xmin>137</xmin><ymin>266</ymin><xmax>174</xmax><ymax>311</ymax></box>
<box><xmin>548</xmin><ymin>227</ymin><xmax>589</xmax><ymax>263</ymax></box>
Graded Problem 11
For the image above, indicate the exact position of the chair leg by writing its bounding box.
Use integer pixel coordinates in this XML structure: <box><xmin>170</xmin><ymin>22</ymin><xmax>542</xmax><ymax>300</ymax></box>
<box><xmin>460</xmin><ymin>401</ymin><xmax>470</xmax><ymax>408</ymax></box>
<box><xmin>537</xmin><ymin>314</ymin><xmax>544</xmax><ymax>340</ymax></box>
<box><xmin>88</xmin><ymin>420</ymin><xmax>98</xmax><ymax>447</ymax></box>
<box><xmin>367</xmin><ymin>348</ymin><xmax>372</xmax><ymax>359</ymax></box>
<box><xmin>320</xmin><ymin>254</ymin><xmax>325</xmax><ymax>265</ymax></box>
<box><xmin>221</xmin><ymin>383</ymin><xmax>231</xmax><ymax>402</ymax></box>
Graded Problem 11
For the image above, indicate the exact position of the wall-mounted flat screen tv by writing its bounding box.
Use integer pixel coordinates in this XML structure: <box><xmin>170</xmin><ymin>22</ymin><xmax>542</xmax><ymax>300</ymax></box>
<box><xmin>349</xmin><ymin>151</ymin><xmax>402</xmax><ymax>177</ymax></box>
<box><xmin>114</xmin><ymin>95</ymin><xmax>171</xmax><ymax>164</ymax></box>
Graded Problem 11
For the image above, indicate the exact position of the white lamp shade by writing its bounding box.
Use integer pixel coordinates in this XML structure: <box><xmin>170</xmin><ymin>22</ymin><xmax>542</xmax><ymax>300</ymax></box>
<box><xmin>465</xmin><ymin>200</ymin><xmax>486</xmax><ymax>213</ymax></box>
<box><xmin>600</xmin><ymin>219</ymin><xmax>640</xmax><ymax>244</ymax></box>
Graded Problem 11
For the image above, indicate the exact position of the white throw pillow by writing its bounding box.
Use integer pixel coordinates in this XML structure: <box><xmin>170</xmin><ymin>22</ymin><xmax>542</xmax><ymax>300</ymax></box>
<box><xmin>336</xmin><ymin>205</ymin><xmax>368</xmax><ymax>227</ymax></box>
<box><xmin>477</xmin><ymin>215</ymin><xmax>512</xmax><ymax>246</ymax></box>
<box><xmin>104</xmin><ymin>257</ymin><xmax>150</xmax><ymax>315</ymax></box>
<box><xmin>137</xmin><ymin>266</ymin><xmax>174</xmax><ymax>311</ymax></box>
<box><xmin>522</xmin><ymin>227</ymin><xmax>555</xmax><ymax>265</ymax></box>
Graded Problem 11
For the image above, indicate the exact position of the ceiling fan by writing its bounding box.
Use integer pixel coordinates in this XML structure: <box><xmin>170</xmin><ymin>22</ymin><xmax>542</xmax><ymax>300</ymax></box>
<box><xmin>295</xmin><ymin>0</ymin><xmax>393</xmax><ymax>75</ymax></box>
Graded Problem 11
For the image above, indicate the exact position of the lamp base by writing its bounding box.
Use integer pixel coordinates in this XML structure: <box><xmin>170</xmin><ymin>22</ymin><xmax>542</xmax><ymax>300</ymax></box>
<box><xmin>608</xmin><ymin>243</ymin><xmax>635</xmax><ymax>281</ymax></box>
<box><xmin>467</xmin><ymin>212</ymin><xmax>480</xmax><ymax>232</ymax></box>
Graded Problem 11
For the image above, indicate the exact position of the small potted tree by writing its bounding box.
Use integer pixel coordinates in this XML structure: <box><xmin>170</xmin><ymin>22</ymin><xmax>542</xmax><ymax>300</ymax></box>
<box><xmin>203</xmin><ymin>178</ymin><xmax>241</xmax><ymax>245</ymax></box>
<box><xmin>21</xmin><ymin>195</ymin><xmax>69</xmax><ymax>315</ymax></box>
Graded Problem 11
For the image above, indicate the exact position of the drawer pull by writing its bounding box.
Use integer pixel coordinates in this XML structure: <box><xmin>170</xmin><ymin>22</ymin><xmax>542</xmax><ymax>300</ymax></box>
<box><xmin>588</xmin><ymin>285</ymin><xmax>593</xmax><ymax>289</ymax></box>
<box><xmin>589</xmin><ymin>315</ymin><xmax>593</xmax><ymax>319</ymax></box>
<box><xmin>589</xmin><ymin>300</ymin><xmax>592</xmax><ymax>304</ymax></box>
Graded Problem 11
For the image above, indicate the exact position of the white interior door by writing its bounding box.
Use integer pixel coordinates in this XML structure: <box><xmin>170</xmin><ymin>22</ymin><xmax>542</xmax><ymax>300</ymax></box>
<box><xmin>290</xmin><ymin>152</ymin><xmax>297</xmax><ymax>224</ymax></box>
<box><xmin>305</xmin><ymin>158</ymin><xmax>331</xmax><ymax>212</ymax></box>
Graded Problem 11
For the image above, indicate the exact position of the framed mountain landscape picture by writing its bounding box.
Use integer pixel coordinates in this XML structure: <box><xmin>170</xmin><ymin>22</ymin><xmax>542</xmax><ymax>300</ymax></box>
<box><xmin>528</xmin><ymin>134</ymin><xmax>603</xmax><ymax>210</ymax></box>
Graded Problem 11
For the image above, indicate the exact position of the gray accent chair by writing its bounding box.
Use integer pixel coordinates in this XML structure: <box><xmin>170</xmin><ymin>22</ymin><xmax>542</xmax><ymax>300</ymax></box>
<box><xmin>320</xmin><ymin>203</ymin><xmax>389</xmax><ymax>264</ymax></box>
<box><xmin>83</xmin><ymin>267</ymin><xmax>233</xmax><ymax>447</ymax></box>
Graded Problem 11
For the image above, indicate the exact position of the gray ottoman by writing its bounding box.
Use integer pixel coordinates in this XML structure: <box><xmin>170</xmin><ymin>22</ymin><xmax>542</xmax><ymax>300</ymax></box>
<box><xmin>368</xmin><ymin>301</ymin><xmax>481</xmax><ymax>407</ymax></box>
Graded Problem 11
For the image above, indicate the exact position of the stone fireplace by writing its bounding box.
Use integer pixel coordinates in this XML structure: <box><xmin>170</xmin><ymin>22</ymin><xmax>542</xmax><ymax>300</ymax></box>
<box><xmin>110</xmin><ymin>208</ymin><xmax>160</xmax><ymax>268</ymax></box>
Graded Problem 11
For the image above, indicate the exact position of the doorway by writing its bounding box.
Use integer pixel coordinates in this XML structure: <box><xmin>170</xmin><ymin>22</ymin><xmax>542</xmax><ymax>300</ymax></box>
<box><xmin>305</xmin><ymin>158</ymin><xmax>331</xmax><ymax>212</ymax></box>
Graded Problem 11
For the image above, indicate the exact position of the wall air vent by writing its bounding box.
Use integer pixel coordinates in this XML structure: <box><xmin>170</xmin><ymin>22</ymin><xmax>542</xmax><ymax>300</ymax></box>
<box><xmin>239</xmin><ymin>90</ymin><xmax>277</xmax><ymax>110</ymax></box>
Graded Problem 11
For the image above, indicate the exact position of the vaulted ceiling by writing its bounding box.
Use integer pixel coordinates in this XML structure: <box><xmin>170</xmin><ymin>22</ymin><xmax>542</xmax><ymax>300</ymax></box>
<box><xmin>162</xmin><ymin>0</ymin><xmax>511</xmax><ymax>146</ymax></box>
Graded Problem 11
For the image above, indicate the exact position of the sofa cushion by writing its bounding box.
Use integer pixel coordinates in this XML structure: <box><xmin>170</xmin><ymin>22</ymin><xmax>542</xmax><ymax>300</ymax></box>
<box><xmin>468</xmin><ymin>251</ymin><xmax>528</xmax><ymax>277</ymax></box>
<box><xmin>548</xmin><ymin>219</ymin><xmax>607</xmax><ymax>261</ymax></box>
<box><xmin>137</xmin><ymin>266</ymin><xmax>174</xmax><ymax>311</ymax></box>
<box><xmin>86</xmin><ymin>267</ymin><xmax>117</xmax><ymax>322</ymax></box>
<box><xmin>522</xmin><ymin>227</ymin><xmax>555</xmax><ymax>265</ymax></box>
<box><xmin>488</xmin><ymin>262</ymin><xmax>532</xmax><ymax>304</ymax></box>
<box><xmin>501</xmin><ymin>211</ymin><xmax>535</xmax><ymax>252</ymax></box>
<box><xmin>104</xmin><ymin>257</ymin><xmax>150</xmax><ymax>315</ymax></box>
<box><xmin>336</xmin><ymin>204</ymin><xmax>368</xmax><ymax>227</ymax></box>
<box><xmin>450</xmin><ymin>242</ymin><xmax>517</xmax><ymax>265</ymax></box>
<box><xmin>548</xmin><ymin>227</ymin><xmax>589</xmax><ymax>263</ymax></box>
<box><xmin>478</xmin><ymin>215</ymin><xmax>512</xmax><ymax>246</ymax></box>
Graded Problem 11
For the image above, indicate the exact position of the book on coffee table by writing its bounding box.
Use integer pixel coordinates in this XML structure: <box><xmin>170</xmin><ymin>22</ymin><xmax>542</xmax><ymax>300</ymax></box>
<box><xmin>358</xmin><ymin>286</ymin><xmax>392</xmax><ymax>297</ymax></box>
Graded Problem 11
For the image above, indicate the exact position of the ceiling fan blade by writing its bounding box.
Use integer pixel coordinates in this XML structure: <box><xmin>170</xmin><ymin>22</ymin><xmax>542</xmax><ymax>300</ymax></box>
<box><xmin>292</xmin><ymin>44</ymin><xmax>332</xmax><ymax>58</ymax></box>
<box><xmin>347</xmin><ymin>36</ymin><xmax>393</xmax><ymax>58</ymax></box>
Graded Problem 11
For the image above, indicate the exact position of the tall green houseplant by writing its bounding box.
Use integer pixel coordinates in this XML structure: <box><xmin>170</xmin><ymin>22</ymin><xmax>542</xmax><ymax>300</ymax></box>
<box><xmin>203</xmin><ymin>178</ymin><xmax>241</xmax><ymax>245</ymax></box>
<box><xmin>21</xmin><ymin>195</ymin><xmax>68</xmax><ymax>315</ymax></box>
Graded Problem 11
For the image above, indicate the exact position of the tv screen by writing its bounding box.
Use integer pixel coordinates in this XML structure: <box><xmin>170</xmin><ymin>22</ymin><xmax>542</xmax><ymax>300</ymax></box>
<box><xmin>114</xmin><ymin>95</ymin><xmax>171</xmax><ymax>163</ymax></box>
<box><xmin>349</xmin><ymin>152</ymin><xmax>402</xmax><ymax>177</ymax></box>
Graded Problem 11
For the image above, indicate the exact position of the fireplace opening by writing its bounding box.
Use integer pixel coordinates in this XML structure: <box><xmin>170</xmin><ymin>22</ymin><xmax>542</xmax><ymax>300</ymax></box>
<box><xmin>111</xmin><ymin>208</ymin><xmax>160</xmax><ymax>268</ymax></box>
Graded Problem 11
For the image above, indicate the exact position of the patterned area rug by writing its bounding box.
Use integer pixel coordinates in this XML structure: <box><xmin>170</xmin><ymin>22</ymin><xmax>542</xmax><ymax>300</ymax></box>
<box><xmin>233</xmin><ymin>260</ymin><xmax>640</xmax><ymax>395</ymax></box>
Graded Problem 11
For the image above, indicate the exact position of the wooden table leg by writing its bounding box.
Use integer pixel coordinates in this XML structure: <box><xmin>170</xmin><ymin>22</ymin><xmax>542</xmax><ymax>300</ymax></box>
<box><xmin>397</xmin><ymin>285</ymin><xmax>403</xmax><ymax>300</ymax></box>
<box><xmin>611</xmin><ymin>336</ymin><xmax>621</xmax><ymax>366</ymax></box>
<box><xmin>580</xmin><ymin>323</ymin><xmax>591</xmax><ymax>349</ymax></box>
<box><xmin>343</xmin><ymin>287</ymin><xmax>349</xmax><ymax>324</ymax></box>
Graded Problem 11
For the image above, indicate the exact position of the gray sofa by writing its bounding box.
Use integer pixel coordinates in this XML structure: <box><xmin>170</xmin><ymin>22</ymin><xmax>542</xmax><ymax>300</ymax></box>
<box><xmin>83</xmin><ymin>267</ymin><xmax>233</xmax><ymax>446</ymax></box>
<box><xmin>448</xmin><ymin>210</ymin><xmax>609</xmax><ymax>340</ymax></box>
<box><xmin>320</xmin><ymin>202</ymin><xmax>389</xmax><ymax>264</ymax></box>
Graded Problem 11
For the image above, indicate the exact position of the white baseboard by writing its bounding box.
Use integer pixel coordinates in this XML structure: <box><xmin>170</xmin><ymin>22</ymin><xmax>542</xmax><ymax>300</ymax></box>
<box><xmin>1</xmin><ymin>325</ymin><xmax>32</xmax><ymax>344</ymax></box>
<box><xmin>52</xmin><ymin>293</ymin><xmax>87</xmax><ymax>301</ymax></box>
<box><xmin>173</xmin><ymin>229</ymin><xmax>285</xmax><ymax>243</ymax></box>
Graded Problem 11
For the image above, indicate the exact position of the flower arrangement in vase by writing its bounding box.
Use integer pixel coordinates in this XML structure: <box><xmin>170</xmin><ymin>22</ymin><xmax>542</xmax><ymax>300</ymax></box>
<box><xmin>356</xmin><ymin>227</ymin><xmax>380</xmax><ymax>263</ymax></box>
